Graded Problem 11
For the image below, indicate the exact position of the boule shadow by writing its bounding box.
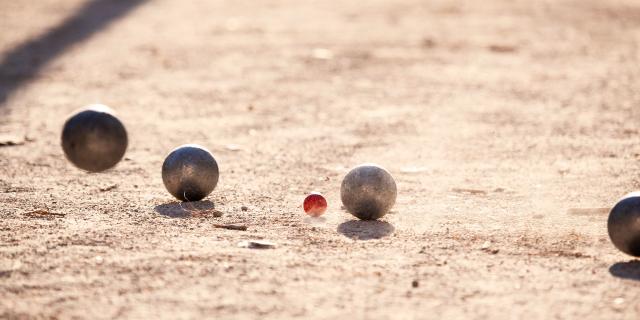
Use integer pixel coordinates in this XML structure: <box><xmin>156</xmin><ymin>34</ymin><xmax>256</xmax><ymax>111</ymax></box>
<box><xmin>337</xmin><ymin>220</ymin><xmax>395</xmax><ymax>240</ymax></box>
<box><xmin>609</xmin><ymin>261</ymin><xmax>640</xmax><ymax>281</ymax></box>
<box><xmin>154</xmin><ymin>200</ymin><xmax>218</xmax><ymax>218</ymax></box>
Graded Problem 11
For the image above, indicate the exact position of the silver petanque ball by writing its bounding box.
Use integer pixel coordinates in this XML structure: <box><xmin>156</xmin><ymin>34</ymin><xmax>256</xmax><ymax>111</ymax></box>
<box><xmin>340</xmin><ymin>164</ymin><xmax>397</xmax><ymax>220</ymax></box>
<box><xmin>61</xmin><ymin>104</ymin><xmax>128</xmax><ymax>172</ymax></box>
<box><xmin>608</xmin><ymin>192</ymin><xmax>640</xmax><ymax>256</ymax></box>
<box><xmin>162</xmin><ymin>144</ymin><xmax>219</xmax><ymax>202</ymax></box>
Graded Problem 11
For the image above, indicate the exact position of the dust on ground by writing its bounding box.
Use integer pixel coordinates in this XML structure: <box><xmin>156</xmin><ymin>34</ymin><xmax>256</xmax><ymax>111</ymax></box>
<box><xmin>1</xmin><ymin>0</ymin><xmax>640</xmax><ymax>319</ymax></box>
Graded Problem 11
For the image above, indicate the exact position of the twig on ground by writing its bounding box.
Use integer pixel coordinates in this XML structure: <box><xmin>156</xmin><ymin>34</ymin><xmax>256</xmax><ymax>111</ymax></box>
<box><xmin>213</xmin><ymin>224</ymin><xmax>247</xmax><ymax>231</ymax></box>
<box><xmin>23</xmin><ymin>209</ymin><xmax>65</xmax><ymax>218</ymax></box>
<box><xmin>451</xmin><ymin>188</ymin><xmax>488</xmax><ymax>195</ymax></box>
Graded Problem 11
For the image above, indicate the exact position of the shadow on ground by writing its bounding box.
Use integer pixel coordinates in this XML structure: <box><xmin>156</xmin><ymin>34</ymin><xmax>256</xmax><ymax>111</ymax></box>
<box><xmin>609</xmin><ymin>261</ymin><xmax>640</xmax><ymax>281</ymax></box>
<box><xmin>337</xmin><ymin>220</ymin><xmax>395</xmax><ymax>240</ymax></box>
<box><xmin>0</xmin><ymin>0</ymin><xmax>146</xmax><ymax>105</ymax></box>
<box><xmin>303</xmin><ymin>216</ymin><xmax>327</xmax><ymax>225</ymax></box>
<box><xmin>154</xmin><ymin>200</ymin><xmax>221</xmax><ymax>218</ymax></box>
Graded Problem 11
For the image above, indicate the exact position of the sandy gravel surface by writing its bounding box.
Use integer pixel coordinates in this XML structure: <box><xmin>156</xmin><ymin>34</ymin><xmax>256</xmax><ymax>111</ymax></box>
<box><xmin>1</xmin><ymin>0</ymin><xmax>640</xmax><ymax>319</ymax></box>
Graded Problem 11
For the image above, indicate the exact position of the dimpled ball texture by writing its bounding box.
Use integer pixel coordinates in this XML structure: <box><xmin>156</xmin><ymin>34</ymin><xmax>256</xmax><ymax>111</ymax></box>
<box><xmin>340</xmin><ymin>164</ymin><xmax>397</xmax><ymax>220</ymax></box>
<box><xmin>61</xmin><ymin>104</ymin><xmax>128</xmax><ymax>172</ymax></box>
<box><xmin>162</xmin><ymin>144</ymin><xmax>219</xmax><ymax>202</ymax></box>
<box><xmin>608</xmin><ymin>192</ymin><xmax>640</xmax><ymax>256</ymax></box>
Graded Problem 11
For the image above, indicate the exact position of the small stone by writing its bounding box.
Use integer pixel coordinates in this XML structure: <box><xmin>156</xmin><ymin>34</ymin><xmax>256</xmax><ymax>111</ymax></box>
<box><xmin>411</xmin><ymin>280</ymin><xmax>419</xmax><ymax>288</ymax></box>
<box><xmin>225</xmin><ymin>144</ymin><xmax>243</xmax><ymax>151</ymax></box>
<box><xmin>311</xmin><ymin>48</ymin><xmax>334</xmax><ymax>60</ymax></box>
<box><xmin>0</xmin><ymin>134</ymin><xmax>26</xmax><ymax>146</ymax></box>
<box><xmin>238</xmin><ymin>240</ymin><xmax>276</xmax><ymax>249</ymax></box>
<box><xmin>99</xmin><ymin>184</ymin><xmax>118</xmax><ymax>192</ymax></box>
<box><xmin>241</xmin><ymin>206</ymin><xmax>248</xmax><ymax>211</ymax></box>
<box><xmin>95</xmin><ymin>256</ymin><xmax>104</xmax><ymax>265</ymax></box>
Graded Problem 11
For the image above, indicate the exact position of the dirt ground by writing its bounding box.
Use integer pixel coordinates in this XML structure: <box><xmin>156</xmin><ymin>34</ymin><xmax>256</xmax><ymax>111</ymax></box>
<box><xmin>1</xmin><ymin>0</ymin><xmax>640</xmax><ymax>319</ymax></box>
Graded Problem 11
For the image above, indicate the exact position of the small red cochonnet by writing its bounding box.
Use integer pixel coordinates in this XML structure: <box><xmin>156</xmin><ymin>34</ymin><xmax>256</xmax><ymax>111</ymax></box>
<box><xmin>303</xmin><ymin>192</ymin><xmax>327</xmax><ymax>217</ymax></box>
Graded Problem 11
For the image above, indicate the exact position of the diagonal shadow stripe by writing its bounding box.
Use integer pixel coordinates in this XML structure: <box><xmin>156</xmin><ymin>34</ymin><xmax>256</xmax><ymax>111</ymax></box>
<box><xmin>0</xmin><ymin>0</ymin><xmax>146</xmax><ymax>106</ymax></box>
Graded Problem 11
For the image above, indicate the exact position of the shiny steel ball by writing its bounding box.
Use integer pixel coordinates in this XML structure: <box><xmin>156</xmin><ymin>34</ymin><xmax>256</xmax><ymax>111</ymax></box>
<box><xmin>608</xmin><ymin>192</ymin><xmax>640</xmax><ymax>256</ymax></box>
<box><xmin>61</xmin><ymin>104</ymin><xmax>128</xmax><ymax>172</ymax></box>
<box><xmin>162</xmin><ymin>144</ymin><xmax>219</xmax><ymax>202</ymax></box>
<box><xmin>340</xmin><ymin>164</ymin><xmax>397</xmax><ymax>220</ymax></box>
<box><xmin>304</xmin><ymin>192</ymin><xmax>327</xmax><ymax>217</ymax></box>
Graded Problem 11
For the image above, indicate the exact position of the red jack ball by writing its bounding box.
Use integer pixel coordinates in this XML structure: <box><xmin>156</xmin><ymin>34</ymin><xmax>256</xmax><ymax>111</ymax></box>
<box><xmin>303</xmin><ymin>192</ymin><xmax>327</xmax><ymax>217</ymax></box>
